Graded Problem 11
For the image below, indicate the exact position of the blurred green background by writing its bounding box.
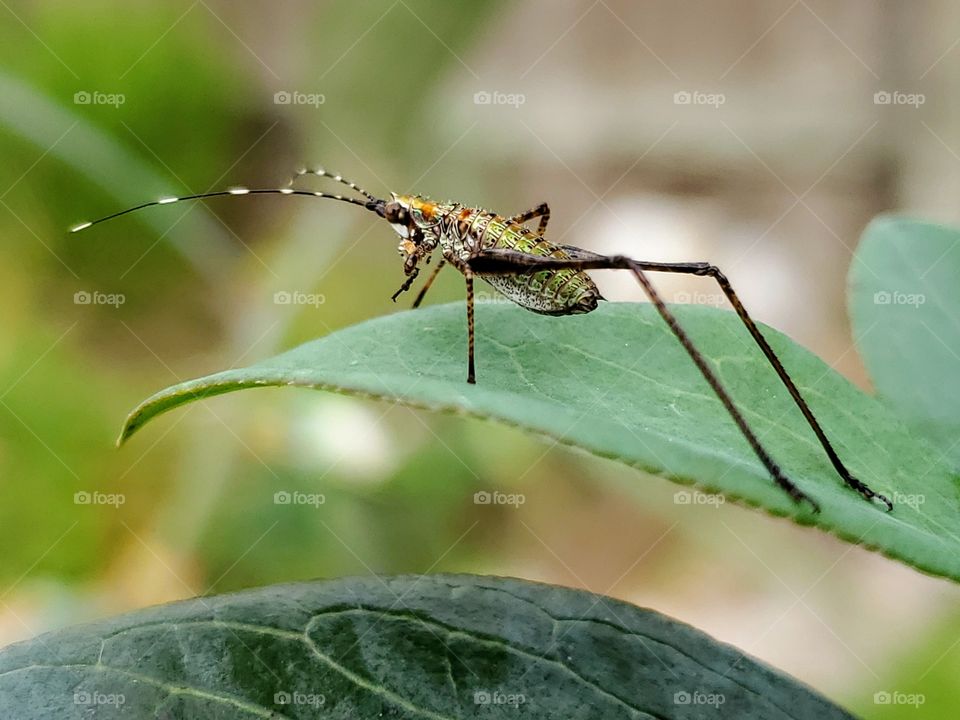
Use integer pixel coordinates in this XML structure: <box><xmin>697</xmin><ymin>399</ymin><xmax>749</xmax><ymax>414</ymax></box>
<box><xmin>1</xmin><ymin>1</ymin><xmax>958</xmax><ymax>716</ymax></box>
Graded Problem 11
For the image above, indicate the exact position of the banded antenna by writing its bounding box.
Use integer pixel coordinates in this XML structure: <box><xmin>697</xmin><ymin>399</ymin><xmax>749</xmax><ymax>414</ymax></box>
<box><xmin>70</xmin><ymin>168</ymin><xmax>385</xmax><ymax>233</ymax></box>
<box><xmin>285</xmin><ymin>167</ymin><xmax>376</xmax><ymax>201</ymax></box>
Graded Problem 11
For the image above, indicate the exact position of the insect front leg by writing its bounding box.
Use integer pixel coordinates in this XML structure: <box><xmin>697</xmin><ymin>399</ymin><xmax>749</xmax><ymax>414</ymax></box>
<box><xmin>390</xmin><ymin>266</ymin><xmax>420</xmax><ymax>302</ymax></box>
<box><xmin>510</xmin><ymin>202</ymin><xmax>551</xmax><ymax>236</ymax></box>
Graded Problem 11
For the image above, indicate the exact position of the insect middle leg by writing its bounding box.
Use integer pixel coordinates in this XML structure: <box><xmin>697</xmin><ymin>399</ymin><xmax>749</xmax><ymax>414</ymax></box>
<box><xmin>412</xmin><ymin>259</ymin><xmax>447</xmax><ymax>308</ymax></box>
<box><xmin>465</xmin><ymin>269</ymin><xmax>476</xmax><ymax>384</ymax></box>
<box><xmin>510</xmin><ymin>202</ymin><xmax>551</xmax><ymax>236</ymax></box>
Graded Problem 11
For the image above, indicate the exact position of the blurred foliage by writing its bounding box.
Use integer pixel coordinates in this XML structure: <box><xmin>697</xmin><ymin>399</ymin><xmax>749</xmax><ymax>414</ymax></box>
<box><xmin>0</xmin><ymin>0</ymin><xmax>508</xmax><ymax>591</ymax></box>
<box><xmin>850</xmin><ymin>609</ymin><xmax>960</xmax><ymax>718</ymax></box>
<box><xmin>850</xmin><ymin>217</ymin><xmax>960</xmax><ymax>467</ymax></box>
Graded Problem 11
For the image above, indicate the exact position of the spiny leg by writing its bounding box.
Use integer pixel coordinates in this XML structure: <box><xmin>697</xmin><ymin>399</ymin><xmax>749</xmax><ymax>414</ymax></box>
<box><xmin>624</xmin><ymin>262</ymin><xmax>819</xmax><ymax>511</ymax></box>
<box><xmin>620</xmin><ymin>260</ymin><xmax>892</xmax><ymax>510</ymax></box>
<box><xmin>510</xmin><ymin>202</ymin><xmax>551</xmax><ymax>236</ymax></box>
<box><xmin>468</xmin><ymin>248</ymin><xmax>832</xmax><ymax>511</ymax></box>
<box><xmin>412</xmin><ymin>258</ymin><xmax>447</xmax><ymax>308</ymax></box>
<box><xmin>465</xmin><ymin>270</ymin><xmax>476</xmax><ymax>384</ymax></box>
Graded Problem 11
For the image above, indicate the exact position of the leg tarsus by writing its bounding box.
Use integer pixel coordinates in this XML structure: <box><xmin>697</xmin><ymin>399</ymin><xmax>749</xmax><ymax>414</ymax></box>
<box><xmin>843</xmin><ymin>473</ymin><xmax>893</xmax><ymax>511</ymax></box>
<box><xmin>391</xmin><ymin>268</ymin><xmax>419</xmax><ymax>302</ymax></box>
<box><xmin>773</xmin><ymin>466</ymin><xmax>820</xmax><ymax>513</ymax></box>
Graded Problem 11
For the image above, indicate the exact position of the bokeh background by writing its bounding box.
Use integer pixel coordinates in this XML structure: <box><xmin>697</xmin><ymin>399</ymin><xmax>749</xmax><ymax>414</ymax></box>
<box><xmin>1</xmin><ymin>0</ymin><xmax>959</xmax><ymax>716</ymax></box>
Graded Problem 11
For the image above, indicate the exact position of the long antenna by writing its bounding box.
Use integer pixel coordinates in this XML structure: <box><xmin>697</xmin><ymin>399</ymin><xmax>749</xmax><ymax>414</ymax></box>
<box><xmin>70</xmin><ymin>186</ymin><xmax>385</xmax><ymax>233</ymax></box>
<box><xmin>286</xmin><ymin>167</ymin><xmax>376</xmax><ymax>201</ymax></box>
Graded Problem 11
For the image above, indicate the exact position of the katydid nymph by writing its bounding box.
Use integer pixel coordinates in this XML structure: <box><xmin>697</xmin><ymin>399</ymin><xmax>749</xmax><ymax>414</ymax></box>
<box><xmin>72</xmin><ymin>167</ymin><xmax>893</xmax><ymax>513</ymax></box>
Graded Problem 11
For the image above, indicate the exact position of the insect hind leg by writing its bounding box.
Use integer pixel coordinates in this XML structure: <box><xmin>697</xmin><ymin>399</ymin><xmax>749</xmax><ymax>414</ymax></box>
<box><xmin>467</xmin><ymin>247</ymin><xmax>880</xmax><ymax>512</ymax></box>
<box><xmin>610</xmin><ymin>259</ymin><xmax>892</xmax><ymax>511</ymax></box>
<box><xmin>619</xmin><ymin>257</ymin><xmax>820</xmax><ymax>511</ymax></box>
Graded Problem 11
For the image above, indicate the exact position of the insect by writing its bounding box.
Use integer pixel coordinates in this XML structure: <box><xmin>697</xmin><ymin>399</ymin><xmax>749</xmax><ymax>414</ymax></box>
<box><xmin>72</xmin><ymin>167</ymin><xmax>892</xmax><ymax>513</ymax></box>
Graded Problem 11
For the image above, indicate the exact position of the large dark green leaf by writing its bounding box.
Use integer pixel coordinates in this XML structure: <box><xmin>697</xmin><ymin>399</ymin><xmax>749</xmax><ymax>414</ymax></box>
<box><xmin>0</xmin><ymin>574</ymin><xmax>853</xmax><ymax>718</ymax></box>
<box><xmin>850</xmin><ymin>217</ymin><xmax>960</xmax><ymax>467</ymax></box>
<box><xmin>115</xmin><ymin>302</ymin><xmax>960</xmax><ymax>582</ymax></box>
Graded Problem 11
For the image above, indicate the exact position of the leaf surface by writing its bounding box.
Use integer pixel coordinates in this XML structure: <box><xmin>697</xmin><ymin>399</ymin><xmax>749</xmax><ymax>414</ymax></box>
<box><xmin>0</xmin><ymin>574</ymin><xmax>854</xmax><ymax>719</ymax></box>
<box><xmin>850</xmin><ymin>217</ymin><xmax>960</xmax><ymax>467</ymax></box>
<box><xmin>119</xmin><ymin>302</ymin><xmax>960</xmax><ymax>582</ymax></box>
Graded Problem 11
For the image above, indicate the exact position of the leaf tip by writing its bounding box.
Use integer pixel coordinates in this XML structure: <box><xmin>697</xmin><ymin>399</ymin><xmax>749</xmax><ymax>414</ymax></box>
<box><xmin>116</xmin><ymin>414</ymin><xmax>142</xmax><ymax>447</ymax></box>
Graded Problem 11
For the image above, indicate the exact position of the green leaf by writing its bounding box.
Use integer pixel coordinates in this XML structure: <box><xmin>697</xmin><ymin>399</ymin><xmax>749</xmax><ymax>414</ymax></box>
<box><xmin>119</xmin><ymin>302</ymin><xmax>960</xmax><ymax>583</ymax></box>
<box><xmin>0</xmin><ymin>574</ymin><xmax>853</xmax><ymax>719</ymax></box>
<box><xmin>850</xmin><ymin>217</ymin><xmax>960</xmax><ymax>467</ymax></box>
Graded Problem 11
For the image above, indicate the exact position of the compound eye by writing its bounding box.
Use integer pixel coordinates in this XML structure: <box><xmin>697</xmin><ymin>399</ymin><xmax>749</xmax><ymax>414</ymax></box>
<box><xmin>383</xmin><ymin>201</ymin><xmax>407</xmax><ymax>224</ymax></box>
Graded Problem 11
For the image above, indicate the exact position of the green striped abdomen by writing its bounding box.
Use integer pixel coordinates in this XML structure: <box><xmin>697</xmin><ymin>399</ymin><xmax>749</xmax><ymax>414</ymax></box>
<box><xmin>480</xmin><ymin>219</ymin><xmax>602</xmax><ymax>316</ymax></box>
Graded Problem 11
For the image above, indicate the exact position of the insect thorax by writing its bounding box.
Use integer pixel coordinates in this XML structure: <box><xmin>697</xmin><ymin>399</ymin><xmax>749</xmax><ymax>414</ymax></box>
<box><xmin>426</xmin><ymin>203</ymin><xmax>602</xmax><ymax>316</ymax></box>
